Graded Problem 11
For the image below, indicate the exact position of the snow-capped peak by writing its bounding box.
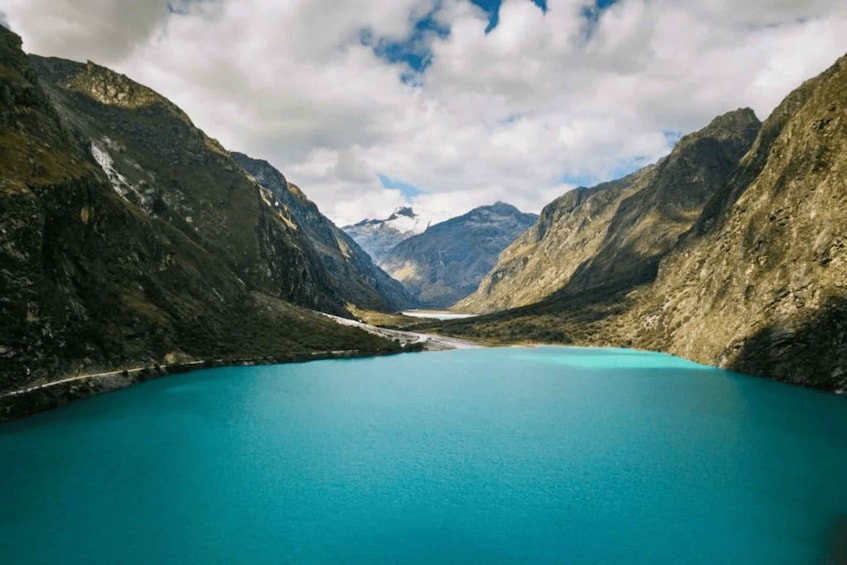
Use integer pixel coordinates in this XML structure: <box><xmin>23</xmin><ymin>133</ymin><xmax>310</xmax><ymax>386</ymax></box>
<box><xmin>384</xmin><ymin>206</ymin><xmax>428</xmax><ymax>235</ymax></box>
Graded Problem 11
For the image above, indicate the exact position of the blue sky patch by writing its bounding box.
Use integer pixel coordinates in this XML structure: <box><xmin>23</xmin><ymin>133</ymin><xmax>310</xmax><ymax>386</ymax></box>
<box><xmin>609</xmin><ymin>155</ymin><xmax>651</xmax><ymax>179</ymax></box>
<box><xmin>561</xmin><ymin>151</ymin><xmax>656</xmax><ymax>188</ymax></box>
<box><xmin>663</xmin><ymin>129</ymin><xmax>683</xmax><ymax>144</ymax></box>
<box><xmin>363</xmin><ymin>9</ymin><xmax>448</xmax><ymax>75</ymax></box>
<box><xmin>368</xmin><ymin>0</ymin><xmax>620</xmax><ymax>74</ymax></box>
<box><xmin>581</xmin><ymin>0</ymin><xmax>620</xmax><ymax>38</ymax></box>
<box><xmin>561</xmin><ymin>173</ymin><xmax>599</xmax><ymax>188</ymax></box>
<box><xmin>471</xmin><ymin>0</ymin><xmax>548</xmax><ymax>33</ymax></box>
<box><xmin>378</xmin><ymin>174</ymin><xmax>428</xmax><ymax>200</ymax></box>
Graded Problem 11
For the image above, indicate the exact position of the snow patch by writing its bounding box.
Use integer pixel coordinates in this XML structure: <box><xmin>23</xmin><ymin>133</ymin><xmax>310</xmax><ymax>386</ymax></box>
<box><xmin>386</xmin><ymin>212</ymin><xmax>428</xmax><ymax>235</ymax></box>
<box><xmin>90</xmin><ymin>140</ymin><xmax>147</xmax><ymax>210</ymax></box>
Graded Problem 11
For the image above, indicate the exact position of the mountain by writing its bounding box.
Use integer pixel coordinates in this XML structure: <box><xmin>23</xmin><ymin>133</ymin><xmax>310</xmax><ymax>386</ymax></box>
<box><xmin>442</xmin><ymin>54</ymin><xmax>847</xmax><ymax>392</ymax></box>
<box><xmin>458</xmin><ymin>108</ymin><xmax>761</xmax><ymax>313</ymax></box>
<box><xmin>624</xmin><ymin>53</ymin><xmax>847</xmax><ymax>390</ymax></box>
<box><xmin>380</xmin><ymin>202</ymin><xmax>538</xmax><ymax>308</ymax></box>
<box><xmin>0</xmin><ymin>28</ymin><xmax>404</xmax><ymax>417</ymax></box>
<box><xmin>30</xmin><ymin>55</ymin><xmax>345</xmax><ymax>312</ymax></box>
<box><xmin>342</xmin><ymin>206</ymin><xmax>428</xmax><ymax>265</ymax></box>
<box><xmin>28</xmin><ymin>54</ymin><xmax>415</xmax><ymax>313</ymax></box>
<box><xmin>231</xmin><ymin>153</ymin><xmax>417</xmax><ymax>311</ymax></box>
<box><xmin>455</xmin><ymin>170</ymin><xmax>654</xmax><ymax>313</ymax></box>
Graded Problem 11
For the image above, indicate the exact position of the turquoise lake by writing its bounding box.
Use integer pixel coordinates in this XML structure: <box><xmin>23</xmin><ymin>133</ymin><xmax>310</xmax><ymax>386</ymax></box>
<box><xmin>2</xmin><ymin>346</ymin><xmax>847</xmax><ymax>564</ymax></box>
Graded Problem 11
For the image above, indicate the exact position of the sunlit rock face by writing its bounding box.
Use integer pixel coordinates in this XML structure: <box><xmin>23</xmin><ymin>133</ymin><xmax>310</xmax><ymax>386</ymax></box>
<box><xmin>459</xmin><ymin>108</ymin><xmax>761</xmax><ymax>314</ymax></box>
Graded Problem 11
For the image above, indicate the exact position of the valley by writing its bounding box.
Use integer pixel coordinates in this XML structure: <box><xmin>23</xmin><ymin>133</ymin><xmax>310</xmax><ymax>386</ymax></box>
<box><xmin>1</xmin><ymin>3</ymin><xmax>847</xmax><ymax>563</ymax></box>
<box><xmin>1</xmin><ymin>22</ymin><xmax>846</xmax><ymax>405</ymax></box>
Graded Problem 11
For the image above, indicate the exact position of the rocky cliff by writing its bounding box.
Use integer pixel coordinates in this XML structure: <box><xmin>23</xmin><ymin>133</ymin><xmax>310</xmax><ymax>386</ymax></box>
<box><xmin>459</xmin><ymin>109</ymin><xmax>761</xmax><ymax>313</ymax></box>
<box><xmin>0</xmin><ymin>28</ymin><xmax>404</xmax><ymax>416</ymax></box>
<box><xmin>380</xmin><ymin>202</ymin><xmax>538</xmax><ymax>308</ymax></box>
<box><xmin>625</xmin><ymin>53</ymin><xmax>847</xmax><ymax>390</ymax></box>
<box><xmin>442</xmin><ymin>54</ymin><xmax>847</xmax><ymax>392</ymax></box>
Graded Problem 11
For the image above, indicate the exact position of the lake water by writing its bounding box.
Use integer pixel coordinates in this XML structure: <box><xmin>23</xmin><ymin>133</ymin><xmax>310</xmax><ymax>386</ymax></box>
<box><xmin>1</xmin><ymin>347</ymin><xmax>846</xmax><ymax>564</ymax></box>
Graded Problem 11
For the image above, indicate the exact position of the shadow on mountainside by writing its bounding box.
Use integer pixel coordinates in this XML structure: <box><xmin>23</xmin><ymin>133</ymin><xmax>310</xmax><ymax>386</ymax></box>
<box><xmin>729</xmin><ymin>295</ymin><xmax>847</xmax><ymax>391</ymax></box>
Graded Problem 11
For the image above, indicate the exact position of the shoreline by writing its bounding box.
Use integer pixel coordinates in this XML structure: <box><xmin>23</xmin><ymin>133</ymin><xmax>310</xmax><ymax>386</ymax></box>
<box><xmin>0</xmin><ymin>347</ymin><xmax>419</xmax><ymax>424</ymax></box>
<box><xmin>0</xmin><ymin>318</ymin><xmax>484</xmax><ymax>424</ymax></box>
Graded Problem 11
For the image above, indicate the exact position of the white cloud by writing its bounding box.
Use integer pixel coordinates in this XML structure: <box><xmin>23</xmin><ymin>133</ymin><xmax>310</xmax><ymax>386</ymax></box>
<box><xmin>5</xmin><ymin>0</ymin><xmax>847</xmax><ymax>225</ymax></box>
<box><xmin>4</xmin><ymin>0</ymin><xmax>173</xmax><ymax>62</ymax></box>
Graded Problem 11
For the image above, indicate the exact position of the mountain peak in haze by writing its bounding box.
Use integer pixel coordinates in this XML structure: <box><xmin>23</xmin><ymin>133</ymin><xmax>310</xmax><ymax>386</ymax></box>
<box><xmin>342</xmin><ymin>206</ymin><xmax>430</xmax><ymax>265</ymax></box>
<box><xmin>387</xmin><ymin>206</ymin><xmax>416</xmax><ymax>220</ymax></box>
<box><xmin>379</xmin><ymin>203</ymin><xmax>538</xmax><ymax>308</ymax></box>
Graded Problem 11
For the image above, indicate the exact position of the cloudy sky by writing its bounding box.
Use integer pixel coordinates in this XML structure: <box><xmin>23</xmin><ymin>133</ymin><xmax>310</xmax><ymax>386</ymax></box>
<box><xmin>4</xmin><ymin>0</ymin><xmax>847</xmax><ymax>225</ymax></box>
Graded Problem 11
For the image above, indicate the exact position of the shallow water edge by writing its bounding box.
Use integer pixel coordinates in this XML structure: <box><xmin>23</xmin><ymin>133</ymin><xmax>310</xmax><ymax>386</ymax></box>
<box><xmin>0</xmin><ymin>347</ymin><xmax>416</xmax><ymax>423</ymax></box>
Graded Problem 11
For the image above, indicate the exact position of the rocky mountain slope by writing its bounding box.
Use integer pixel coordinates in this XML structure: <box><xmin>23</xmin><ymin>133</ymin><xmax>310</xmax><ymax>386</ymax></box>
<box><xmin>0</xmin><ymin>28</ymin><xmax>405</xmax><ymax>417</ymax></box>
<box><xmin>625</xmin><ymin>53</ymin><xmax>847</xmax><ymax>390</ymax></box>
<box><xmin>232</xmin><ymin>153</ymin><xmax>417</xmax><ymax>311</ymax></box>
<box><xmin>459</xmin><ymin>109</ymin><xmax>761</xmax><ymax>313</ymax></box>
<box><xmin>342</xmin><ymin>206</ymin><xmax>429</xmax><ymax>265</ymax></box>
<box><xmin>30</xmin><ymin>54</ymin><xmax>413</xmax><ymax>314</ymax></box>
<box><xmin>456</xmin><ymin>171</ymin><xmax>653</xmax><ymax>313</ymax></box>
<box><xmin>380</xmin><ymin>202</ymin><xmax>537</xmax><ymax>308</ymax></box>
<box><xmin>442</xmin><ymin>54</ymin><xmax>847</xmax><ymax>392</ymax></box>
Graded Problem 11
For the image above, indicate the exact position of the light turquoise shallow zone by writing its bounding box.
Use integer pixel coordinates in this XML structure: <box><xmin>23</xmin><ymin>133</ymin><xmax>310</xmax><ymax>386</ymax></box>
<box><xmin>2</xmin><ymin>346</ymin><xmax>847</xmax><ymax>564</ymax></box>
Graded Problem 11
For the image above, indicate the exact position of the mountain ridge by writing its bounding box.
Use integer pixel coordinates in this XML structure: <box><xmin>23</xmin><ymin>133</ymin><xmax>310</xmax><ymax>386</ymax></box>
<box><xmin>342</xmin><ymin>206</ymin><xmax>429</xmax><ymax>266</ymax></box>
<box><xmin>459</xmin><ymin>108</ymin><xmax>761</xmax><ymax>313</ymax></box>
<box><xmin>232</xmin><ymin>152</ymin><xmax>417</xmax><ymax>311</ymax></box>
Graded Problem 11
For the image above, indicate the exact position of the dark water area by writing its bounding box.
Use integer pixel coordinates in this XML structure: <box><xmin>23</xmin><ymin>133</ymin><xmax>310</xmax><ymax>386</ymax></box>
<box><xmin>1</xmin><ymin>347</ymin><xmax>846</xmax><ymax>564</ymax></box>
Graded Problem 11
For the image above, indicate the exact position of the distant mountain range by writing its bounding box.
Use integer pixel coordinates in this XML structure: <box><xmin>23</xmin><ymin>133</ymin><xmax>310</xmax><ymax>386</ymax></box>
<box><xmin>378</xmin><ymin>203</ymin><xmax>537</xmax><ymax>308</ymax></box>
<box><xmin>342</xmin><ymin>206</ymin><xmax>429</xmax><ymax>265</ymax></box>
<box><xmin>444</xmin><ymin>54</ymin><xmax>847</xmax><ymax>392</ymax></box>
<box><xmin>344</xmin><ymin>203</ymin><xmax>537</xmax><ymax>308</ymax></box>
